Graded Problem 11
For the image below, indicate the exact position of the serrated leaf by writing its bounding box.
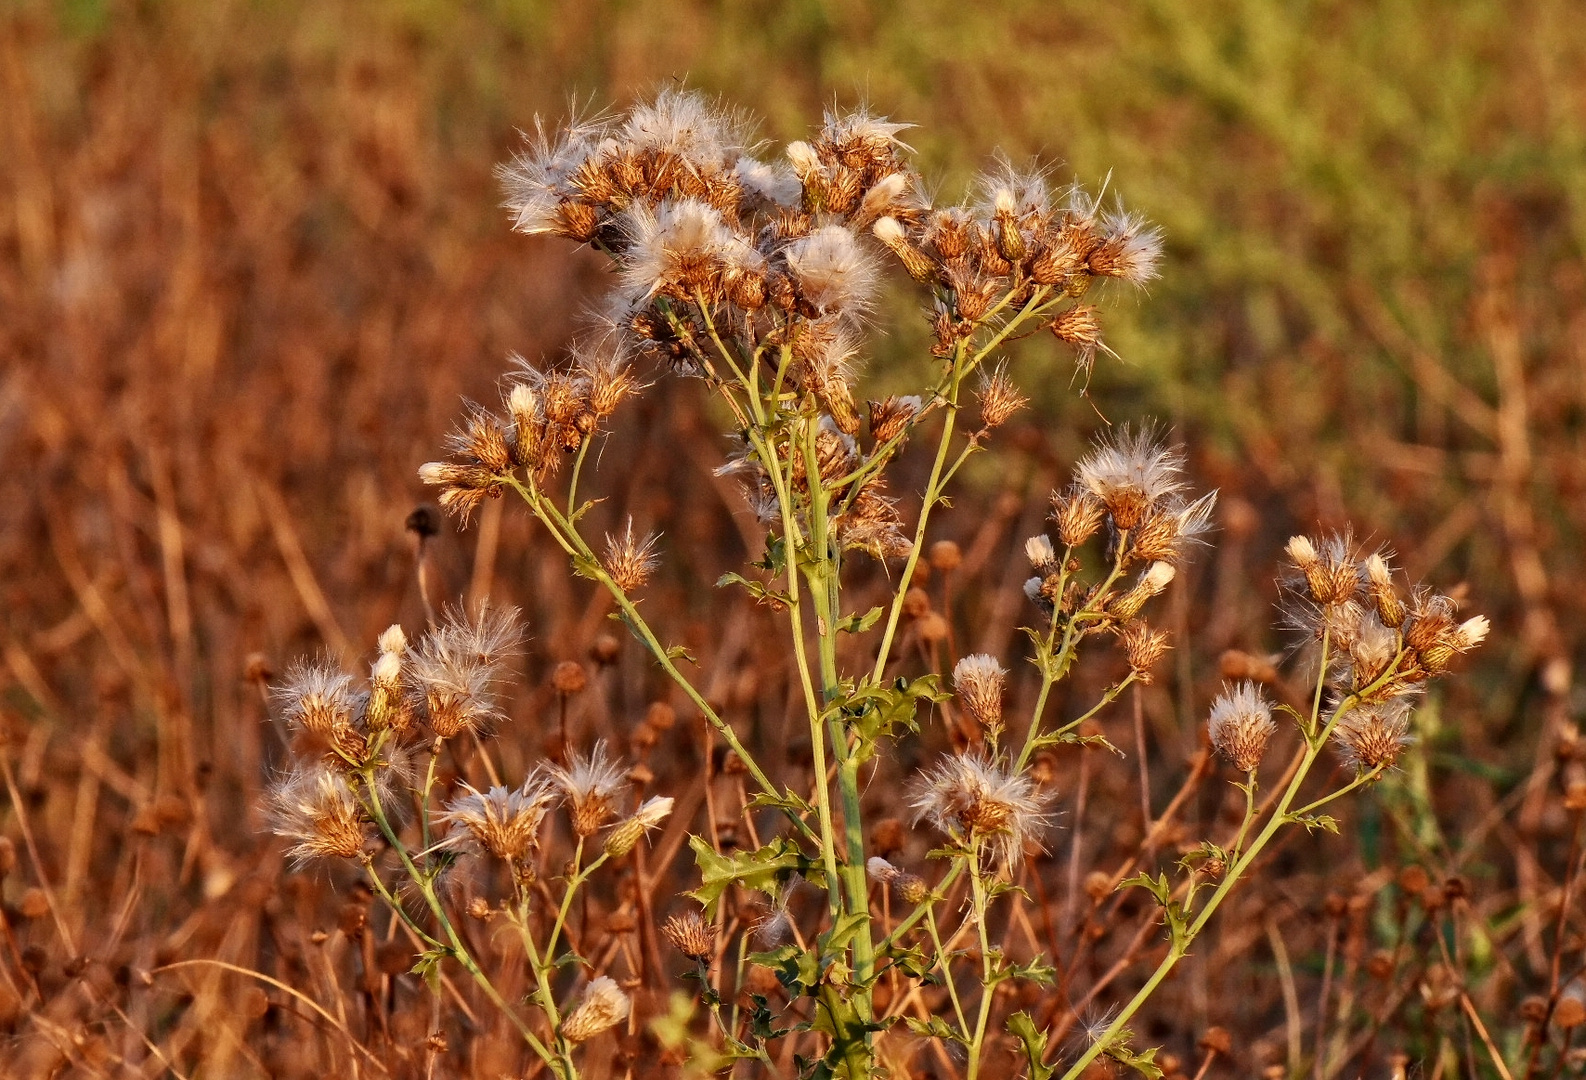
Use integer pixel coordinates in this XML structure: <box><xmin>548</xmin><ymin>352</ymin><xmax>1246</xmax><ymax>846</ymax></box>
<box><xmin>664</xmin><ymin>644</ymin><xmax>698</xmax><ymax>664</ymax></box>
<box><xmin>904</xmin><ymin>1014</ymin><xmax>965</xmax><ymax>1045</ymax></box>
<box><xmin>1032</xmin><ymin>729</ymin><xmax>1123</xmax><ymax>755</ymax></box>
<box><xmin>746</xmin><ymin>788</ymin><xmax>815</xmax><ymax>818</ymax></box>
<box><xmin>687</xmin><ymin>836</ymin><xmax>812</xmax><ymax>917</ymax></box>
<box><xmin>1293</xmin><ymin>813</ymin><xmax>1340</xmax><ymax>834</ymax></box>
<box><xmin>409</xmin><ymin>947</ymin><xmax>447</xmax><ymax>991</ymax></box>
<box><xmin>1007</xmin><ymin>1011</ymin><xmax>1057</xmax><ymax>1080</ymax></box>
<box><xmin>716</xmin><ymin>571</ymin><xmax>791</xmax><ymax>609</ymax></box>
<box><xmin>834</xmin><ymin>606</ymin><xmax>884</xmax><ymax>635</ymax></box>
<box><xmin>1116</xmin><ymin>871</ymin><xmax>1172</xmax><ymax>906</ymax></box>
<box><xmin>1108</xmin><ymin>1042</ymin><xmax>1165</xmax><ymax>1079</ymax></box>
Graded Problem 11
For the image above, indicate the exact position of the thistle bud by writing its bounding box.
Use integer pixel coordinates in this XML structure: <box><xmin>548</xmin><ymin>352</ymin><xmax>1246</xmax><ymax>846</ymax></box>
<box><xmin>1207</xmin><ymin>682</ymin><xmax>1277</xmax><ymax>772</ymax></box>
<box><xmin>1112</xmin><ymin>561</ymin><xmax>1175</xmax><ymax>621</ymax></box>
<box><xmin>952</xmin><ymin>654</ymin><xmax>1008</xmax><ymax>734</ymax></box>
<box><xmin>560</xmin><ymin>977</ymin><xmax>631</xmax><ymax>1043</ymax></box>
<box><xmin>1025</xmin><ymin>534</ymin><xmax>1059</xmax><ymax>576</ymax></box>
<box><xmin>873</xmin><ymin>217</ymin><xmax>937</xmax><ymax>283</ymax></box>
<box><xmin>1050</xmin><ymin>489</ymin><xmax>1106</xmax><ymax>548</ymax></box>
<box><xmin>1365</xmin><ymin>553</ymin><xmax>1406</xmax><ymax>628</ymax></box>
<box><xmin>604</xmin><ymin>796</ymin><xmax>674</xmax><ymax>858</ymax></box>
<box><xmin>661</xmin><ymin>911</ymin><xmax>716</xmax><ymax>965</ymax></box>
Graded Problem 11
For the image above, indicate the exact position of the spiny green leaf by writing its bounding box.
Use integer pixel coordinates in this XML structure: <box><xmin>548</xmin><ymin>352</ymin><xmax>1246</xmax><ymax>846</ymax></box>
<box><xmin>1007</xmin><ymin>1011</ymin><xmax>1057</xmax><ymax>1080</ymax></box>
<box><xmin>687</xmin><ymin>836</ymin><xmax>812</xmax><ymax>917</ymax></box>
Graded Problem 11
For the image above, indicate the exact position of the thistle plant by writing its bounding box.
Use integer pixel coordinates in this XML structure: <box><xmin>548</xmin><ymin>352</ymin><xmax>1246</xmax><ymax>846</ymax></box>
<box><xmin>268</xmin><ymin>610</ymin><xmax>672</xmax><ymax>1078</ymax></box>
<box><xmin>271</xmin><ymin>90</ymin><xmax>1489</xmax><ymax>1079</ymax></box>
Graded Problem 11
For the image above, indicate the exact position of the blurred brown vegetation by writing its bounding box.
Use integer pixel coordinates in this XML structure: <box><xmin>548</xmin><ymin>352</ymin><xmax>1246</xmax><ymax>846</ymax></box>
<box><xmin>0</xmin><ymin>0</ymin><xmax>1583</xmax><ymax>1076</ymax></box>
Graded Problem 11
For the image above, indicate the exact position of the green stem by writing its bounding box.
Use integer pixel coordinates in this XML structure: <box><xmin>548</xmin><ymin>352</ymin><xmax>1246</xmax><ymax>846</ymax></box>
<box><xmin>965</xmin><ymin>842</ymin><xmax>996</xmax><ymax>1080</ymax></box>
<box><xmin>925</xmin><ymin>903</ymin><xmax>969</xmax><ymax>1039</ymax></box>
<box><xmin>360</xmin><ymin>773</ymin><xmax>560</xmax><ymax>1070</ymax></box>
<box><xmin>508</xmin><ymin>477</ymin><xmax>814</xmax><ymax>844</ymax></box>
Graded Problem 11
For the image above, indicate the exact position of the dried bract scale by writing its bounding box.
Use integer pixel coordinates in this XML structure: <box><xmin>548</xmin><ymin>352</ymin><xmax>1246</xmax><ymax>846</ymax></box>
<box><xmin>603</xmin><ymin>520</ymin><xmax>661</xmax><ymax>592</ymax></box>
<box><xmin>549</xmin><ymin>743</ymin><xmax>628</xmax><ymax>838</ymax></box>
<box><xmin>1119</xmin><ymin>622</ymin><xmax>1172</xmax><ymax>682</ymax></box>
<box><xmin>604</xmin><ymin>795</ymin><xmax>674</xmax><ymax>857</ymax></box>
<box><xmin>662</xmin><ymin>910</ymin><xmax>716</xmax><ymax>964</ymax></box>
<box><xmin>560</xmin><ymin>977</ymin><xmax>631</xmax><ymax>1043</ymax></box>
<box><xmin>269</xmin><ymin>767</ymin><xmax>369</xmax><ymax>863</ymax></box>
<box><xmin>1333</xmin><ymin>698</ymin><xmax>1415</xmax><ymax>771</ymax></box>
<box><xmin>952</xmin><ymin>654</ymin><xmax>1008</xmax><ymax>734</ymax></box>
<box><xmin>1087</xmin><ymin>208</ymin><xmax>1164</xmax><ymax>284</ymax></box>
<box><xmin>909</xmin><ymin>754</ymin><xmax>1054</xmax><ymax>868</ymax></box>
<box><xmin>435</xmin><ymin>777</ymin><xmax>558</xmax><ymax>862</ymax></box>
<box><xmin>1075</xmin><ymin>426</ymin><xmax>1188</xmax><ymax>531</ymax></box>
<box><xmin>1207</xmin><ymin>682</ymin><xmax>1277</xmax><ymax>772</ymax></box>
<box><xmin>976</xmin><ymin>365</ymin><xmax>1028</xmax><ymax>428</ymax></box>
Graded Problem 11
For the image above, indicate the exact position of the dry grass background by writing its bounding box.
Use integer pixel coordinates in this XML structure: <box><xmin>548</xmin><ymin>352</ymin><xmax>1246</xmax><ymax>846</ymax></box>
<box><xmin>1</xmin><ymin>1</ymin><xmax>1584</xmax><ymax>1076</ymax></box>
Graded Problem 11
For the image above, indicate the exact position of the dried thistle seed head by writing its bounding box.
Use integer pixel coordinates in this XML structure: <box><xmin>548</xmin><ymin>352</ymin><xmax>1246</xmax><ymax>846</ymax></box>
<box><xmin>952</xmin><ymin>654</ymin><xmax>1008</xmax><ymax>733</ymax></box>
<box><xmin>268</xmin><ymin>767</ymin><xmax>369</xmax><ymax>863</ymax></box>
<box><xmin>435</xmin><ymin>777</ymin><xmax>557</xmax><ymax>862</ymax></box>
<box><xmin>277</xmin><ymin>664</ymin><xmax>357</xmax><ymax>741</ymax></box>
<box><xmin>735</xmin><ymin>156</ymin><xmax>802</xmax><ymax>208</ymax></box>
<box><xmin>1207</xmin><ymin>682</ymin><xmax>1277</xmax><ymax>773</ymax></box>
<box><xmin>1287</xmin><ymin>533</ymin><xmax>1362</xmax><ymax>607</ymax></box>
<box><xmin>1075</xmin><ymin>425</ymin><xmax>1187</xmax><ymax>531</ymax></box>
<box><xmin>409</xmin><ymin>606</ymin><xmax>523</xmax><ymax>738</ymax></box>
<box><xmin>1119</xmin><ymin>621</ymin><xmax>1172</xmax><ymax>682</ymax></box>
<box><xmin>548</xmin><ymin>742</ymin><xmax>627</xmax><ymax>837</ymax></box>
<box><xmin>662</xmin><ymin>910</ymin><xmax>716</xmax><ymax>964</ymax></box>
<box><xmin>1086</xmin><ymin>208</ymin><xmax>1163</xmax><ymax>284</ymax></box>
<box><xmin>785</xmin><ymin>224</ymin><xmax>879</xmax><ymax>317</ymax></box>
<box><xmin>909</xmin><ymin>753</ymin><xmax>1054</xmax><ymax>868</ymax></box>
<box><xmin>560</xmin><ymin>977</ymin><xmax>631</xmax><ymax>1043</ymax></box>
<box><xmin>604</xmin><ymin>795</ymin><xmax>674</xmax><ymax>857</ymax></box>
<box><xmin>872</xmin><ymin>216</ymin><xmax>937</xmax><ymax>283</ymax></box>
<box><xmin>867</xmin><ymin>856</ymin><xmax>927</xmax><ymax>903</ymax></box>
<box><xmin>1333</xmin><ymin>698</ymin><xmax>1414</xmax><ymax>771</ymax></box>
<box><xmin>1025</xmin><ymin>534</ymin><xmax>1059</xmax><ymax>575</ymax></box>
<box><xmin>1128</xmin><ymin>492</ymin><xmax>1218</xmax><ymax>566</ymax></box>
<box><xmin>619</xmin><ymin>197</ymin><xmax>734</xmax><ymax>301</ymax></box>
<box><xmin>976</xmin><ymin>364</ymin><xmax>1028</xmax><ymax>428</ymax></box>
<box><xmin>868</xmin><ymin>394</ymin><xmax>924</xmax><ymax>443</ymax></box>
<box><xmin>1051</xmin><ymin>487</ymin><xmax>1107</xmax><ymax>548</ymax></box>
<box><xmin>603</xmin><ymin>520</ymin><xmax>661</xmax><ymax>592</ymax></box>
<box><xmin>1347</xmin><ymin>612</ymin><xmax>1399</xmax><ymax>689</ymax></box>
<box><xmin>1049</xmin><ymin>305</ymin><xmax>1104</xmax><ymax>370</ymax></box>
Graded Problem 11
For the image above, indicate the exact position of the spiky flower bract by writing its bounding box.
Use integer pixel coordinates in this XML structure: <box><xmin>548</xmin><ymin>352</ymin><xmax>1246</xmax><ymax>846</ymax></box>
<box><xmin>909</xmin><ymin>753</ymin><xmax>1054</xmax><ymax>868</ymax></box>
<box><xmin>548</xmin><ymin>742</ymin><xmax>628</xmax><ymax>838</ymax></box>
<box><xmin>1075</xmin><ymin>425</ymin><xmax>1187</xmax><ymax>530</ymax></box>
